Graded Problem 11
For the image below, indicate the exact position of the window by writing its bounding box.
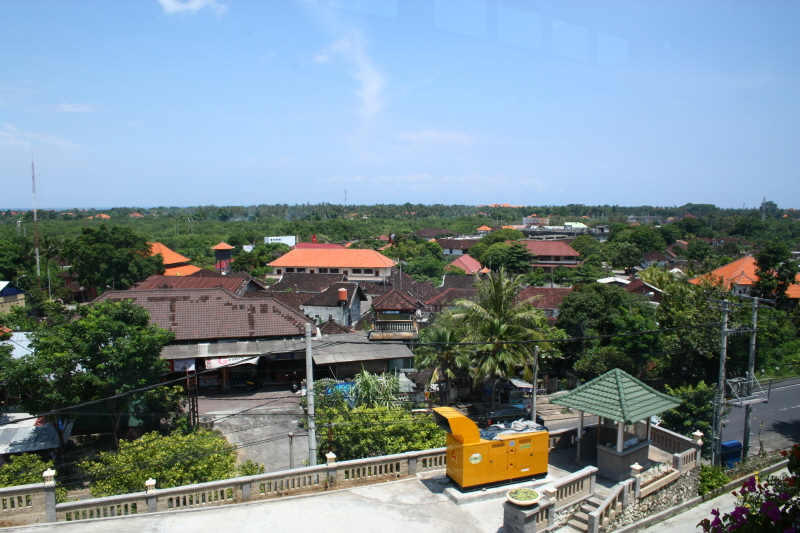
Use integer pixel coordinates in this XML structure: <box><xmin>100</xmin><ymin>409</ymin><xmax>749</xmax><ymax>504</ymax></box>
<box><xmin>276</xmin><ymin>269</ymin><xmax>282</xmax><ymax>275</ymax></box>
<box><xmin>329</xmin><ymin>268</ymin><xmax>339</xmax><ymax>273</ymax></box>
<box><xmin>363</xmin><ymin>268</ymin><xmax>374</xmax><ymax>274</ymax></box>
<box><xmin>318</xmin><ymin>268</ymin><xmax>328</xmax><ymax>273</ymax></box>
<box><xmin>296</xmin><ymin>268</ymin><xmax>306</xmax><ymax>273</ymax></box>
<box><xmin>285</xmin><ymin>268</ymin><xmax>295</xmax><ymax>273</ymax></box>
<box><xmin>351</xmin><ymin>268</ymin><xmax>362</xmax><ymax>274</ymax></box>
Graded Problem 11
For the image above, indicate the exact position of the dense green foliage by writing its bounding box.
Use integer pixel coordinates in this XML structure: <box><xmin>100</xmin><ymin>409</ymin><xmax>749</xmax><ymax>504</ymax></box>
<box><xmin>0</xmin><ymin>454</ymin><xmax>67</xmax><ymax>502</ymax></box>
<box><xmin>79</xmin><ymin>430</ymin><xmax>263</xmax><ymax>497</ymax></box>
<box><xmin>319</xmin><ymin>407</ymin><xmax>445</xmax><ymax>462</ymax></box>
<box><xmin>63</xmin><ymin>225</ymin><xmax>164</xmax><ymax>292</ymax></box>
<box><xmin>0</xmin><ymin>300</ymin><xmax>174</xmax><ymax>449</ymax></box>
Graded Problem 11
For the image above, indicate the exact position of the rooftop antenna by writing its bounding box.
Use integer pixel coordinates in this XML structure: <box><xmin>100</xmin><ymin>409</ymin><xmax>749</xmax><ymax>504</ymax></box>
<box><xmin>31</xmin><ymin>156</ymin><xmax>41</xmax><ymax>279</ymax></box>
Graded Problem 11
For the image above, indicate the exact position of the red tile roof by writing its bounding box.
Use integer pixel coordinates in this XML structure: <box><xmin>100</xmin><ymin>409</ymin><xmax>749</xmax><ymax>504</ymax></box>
<box><xmin>515</xmin><ymin>287</ymin><xmax>572</xmax><ymax>309</ymax></box>
<box><xmin>268</xmin><ymin>249</ymin><xmax>396</xmax><ymax>269</ymax></box>
<box><xmin>93</xmin><ymin>288</ymin><xmax>312</xmax><ymax>341</ymax></box>
<box><xmin>426</xmin><ymin>288</ymin><xmax>478</xmax><ymax>308</ymax></box>
<box><xmin>445</xmin><ymin>255</ymin><xmax>490</xmax><ymax>275</ymax></box>
<box><xmin>519</xmin><ymin>240</ymin><xmax>580</xmax><ymax>257</ymax></box>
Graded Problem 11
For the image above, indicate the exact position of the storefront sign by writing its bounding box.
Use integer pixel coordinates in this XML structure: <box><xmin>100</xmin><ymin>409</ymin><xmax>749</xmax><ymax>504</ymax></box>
<box><xmin>173</xmin><ymin>359</ymin><xmax>196</xmax><ymax>372</ymax></box>
<box><xmin>205</xmin><ymin>356</ymin><xmax>258</xmax><ymax>369</ymax></box>
<box><xmin>265</xmin><ymin>352</ymin><xmax>296</xmax><ymax>361</ymax></box>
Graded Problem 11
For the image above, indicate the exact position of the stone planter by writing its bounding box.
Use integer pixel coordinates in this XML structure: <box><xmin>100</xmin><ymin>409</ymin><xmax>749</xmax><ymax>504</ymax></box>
<box><xmin>506</xmin><ymin>489</ymin><xmax>542</xmax><ymax>506</ymax></box>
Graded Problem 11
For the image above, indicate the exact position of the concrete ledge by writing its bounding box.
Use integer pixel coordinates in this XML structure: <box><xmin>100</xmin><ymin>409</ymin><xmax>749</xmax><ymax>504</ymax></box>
<box><xmin>443</xmin><ymin>475</ymin><xmax>556</xmax><ymax>506</ymax></box>
<box><xmin>612</xmin><ymin>459</ymin><xmax>789</xmax><ymax>533</ymax></box>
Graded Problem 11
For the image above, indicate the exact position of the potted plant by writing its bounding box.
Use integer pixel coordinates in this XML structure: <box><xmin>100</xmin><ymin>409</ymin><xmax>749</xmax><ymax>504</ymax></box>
<box><xmin>506</xmin><ymin>488</ymin><xmax>541</xmax><ymax>506</ymax></box>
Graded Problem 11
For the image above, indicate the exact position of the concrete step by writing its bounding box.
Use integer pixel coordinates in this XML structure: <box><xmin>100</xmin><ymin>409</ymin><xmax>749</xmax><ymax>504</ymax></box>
<box><xmin>584</xmin><ymin>496</ymin><xmax>604</xmax><ymax>508</ymax></box>
<box><xmin>566</xmin><ymin>519</ymin><xmax>589</xmax><ymax>532</ymax></box>
<box><xmin>572</xmin><ymin>511</ymin><xmax>590</xmax><ymax>525</ymax></box>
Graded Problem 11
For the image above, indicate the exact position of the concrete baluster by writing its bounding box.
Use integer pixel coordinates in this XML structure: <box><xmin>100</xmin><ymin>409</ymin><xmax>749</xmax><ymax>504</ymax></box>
<box><xmin>43</xmin><ymin>469</ymin><xmax>56</xmax><ymax>523</ymax></box>
<box><xmin>145</xmin><ymin>478</ymin><xmax>157</xmax><ymax>513</ymax></box>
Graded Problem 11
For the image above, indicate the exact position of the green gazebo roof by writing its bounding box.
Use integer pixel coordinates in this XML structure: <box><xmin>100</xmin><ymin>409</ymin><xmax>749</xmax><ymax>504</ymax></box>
<box><xmin>550</xmin><ymin>368</ymin><xmax>682</xmax><ymax>425</ymax></box>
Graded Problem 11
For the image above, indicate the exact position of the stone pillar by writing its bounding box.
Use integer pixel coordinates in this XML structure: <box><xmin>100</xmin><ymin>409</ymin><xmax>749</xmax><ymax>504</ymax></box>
<box><xmin>43</xmin><ymin>469</ymin><xmax>56</xmax><ymax>523</ymax></box>
<box><xmin>692</xmin><ymin>431</ymin><xmax>704</xmax><ymax>465</ymax></box>
<box><xmin>616</xmin><ymin>421</ymin><xmax>625</xmax><ymax>453</ymax></box>
<box><xmin>409</xmin><ymin>455</ymin><xmax>418</xmax><ymax>476</ymax></box>
<box><xmin>630</xmin><ymin>463</ymin><xmax>643</xmax><ymax>499</ymax></box>
<box><xmin>145</xmin><ymin>478</ymin><xmax>157</xmax><ymax>513</ymax></box>
<box><xmin>325</xmin><ymin>452</ymin><xmax>338</xmax><ymax>486</ymax></box>
<box><xmin>503</xmin><ymin>501</ymin><xmax>547</xmax><ymax>533</ymax></box>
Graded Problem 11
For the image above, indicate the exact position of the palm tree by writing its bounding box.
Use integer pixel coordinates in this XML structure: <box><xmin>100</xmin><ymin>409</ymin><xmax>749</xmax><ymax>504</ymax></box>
<box><xmin>414</xmin><ymin>326</ymin><xmax>470</xmax><ymax>405</ymax></box>
<box><xmin>451</xmin><ymin>269</ymin><xmax>552</xmax><ymax>408</ymax></box>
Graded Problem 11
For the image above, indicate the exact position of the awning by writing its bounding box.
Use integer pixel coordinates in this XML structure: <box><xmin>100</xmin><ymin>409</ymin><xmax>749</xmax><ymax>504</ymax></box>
<box><xmin>205</xmin><ymin>356</ymin><xmax>259</xmax><ymax>369</ymax></box>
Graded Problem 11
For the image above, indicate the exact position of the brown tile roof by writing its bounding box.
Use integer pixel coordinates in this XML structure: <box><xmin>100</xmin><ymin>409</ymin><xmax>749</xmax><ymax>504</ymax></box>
<box><xmin>93</xmin><ymin>288</ymin><xmax>312</xmax><ymax>341</ymax></box>
<box><xmin>371</xmin><ymin>289</ymin><xmax>419</xmax><ymax>311</ymax></box>
<box><xmin>130</xmin><ymin>274</ymin><xmax>262</xmax><ymax>294</ymax></box>
<box><xmin>302</xmin><ymin>282</ymin><xmax>365</xmax><ymax>307</ymax></box>
<box><xmin>426</xmin><ymin>288</ymin><xmax>478</xmax><ymax>308</ymax></box>
<box><xmin>267</xmin><ymin>273</ymin><xmax>346</xmax><ymax>293</ymax></box>
<box><xmin>320</xmin><ymin>318</ymin><xmax>355</xmax><ymax>335</ymax></box>
<box><xmin>411</xmin><ymin>228</ymin><xmax>457</xmax><ymax>239</ymax></box>
<box><xmin>435</xmin><ymin>238</ymin><xmax>480</xmax><ymax>251</ymax></box>
<box><xmin>189</xmin><ymin>269</ymin><xmax>224</xmax><ymax>278</ymax></box>
<box><xmin>439</xmin><ymin>275</ymin><xmax>479</xmax><ymax>290</ymax></box>
<box><xmin>642</xmin><ymin>250</ymin><xmax>670</xmax><ymax>262</ymax></box>
<box><xmin>515</xmin><ymin>287</ymin><xmax>572</xmax><ymax>309</ymax></box>
<box><xmin>268</xmin><ymin>249</ymin><xmax>396</xmax><ymax>269</ymax></box>
<box><xmin>240</xmin><ymin>290</ymin><xmax>313</xmax><ymax>310</ymax></box>
<box><xmin>519</xmin><ymin>240</ymin><xmax>580</xmax><ymax>257</ymax></box>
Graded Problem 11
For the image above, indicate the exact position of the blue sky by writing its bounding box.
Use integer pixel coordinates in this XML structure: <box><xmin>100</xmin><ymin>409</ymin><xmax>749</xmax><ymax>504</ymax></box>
<box><xmin>1</xmin><ymin>0</ymin><xmax>798</xmax><ymax>209</ymax></box>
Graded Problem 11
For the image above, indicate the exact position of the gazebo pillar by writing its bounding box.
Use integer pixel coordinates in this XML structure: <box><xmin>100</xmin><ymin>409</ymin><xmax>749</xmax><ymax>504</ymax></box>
<box><xmin>576</xmin><ymin>410</ymin><xmax>585</xmax><ymax>462</ymax></box>
<box><xmin>646</xmin><ymin>417</ymin><xmax>652</xmax><ymax>440</ymax></box>
<box><xmin>616</xmin><ymin>421</ymin><xmax>625</xmax><ymax>453</ymax></box>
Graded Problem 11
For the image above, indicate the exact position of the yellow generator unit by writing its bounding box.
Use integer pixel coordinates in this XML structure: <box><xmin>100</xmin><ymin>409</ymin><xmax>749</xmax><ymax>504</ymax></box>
<box><xmin>433</xmin><ymin>407</ymin><xmax>549</xmax><ymax>491</ymax></box>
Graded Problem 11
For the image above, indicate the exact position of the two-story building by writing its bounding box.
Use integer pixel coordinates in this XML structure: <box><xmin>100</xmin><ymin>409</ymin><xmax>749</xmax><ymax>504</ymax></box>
<box><xmin>267</xmin><ymin>249</ymin><xmax>396</xmax><ymax>282</ymax></box>
<box><xmin>435</xmin><ymin>238</ymin><xmax>480</xmax><ymax>256</ymax></box>
<box><xmin>519</xmin><ymin>240</ymin><xmax>581</xmax><ymax>273</ymax></box>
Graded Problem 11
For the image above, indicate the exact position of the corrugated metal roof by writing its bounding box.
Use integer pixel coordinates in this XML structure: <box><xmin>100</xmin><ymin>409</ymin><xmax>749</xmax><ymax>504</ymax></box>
<box><xmin>0</xmin><ymin>414</ymin><xmax>74</xmax><ymax>454</ymax></box>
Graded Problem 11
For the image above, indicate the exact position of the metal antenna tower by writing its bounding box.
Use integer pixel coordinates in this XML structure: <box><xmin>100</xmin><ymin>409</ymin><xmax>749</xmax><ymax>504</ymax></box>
<box><xmin>31</xmin><ymin>160</ymin><xmax>41</xmax><ymax>278</ymax></box>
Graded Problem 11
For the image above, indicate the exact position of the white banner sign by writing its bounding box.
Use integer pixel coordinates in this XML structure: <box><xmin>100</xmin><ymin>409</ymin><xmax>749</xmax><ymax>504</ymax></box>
<box><xmin>205</xmin><ymin>357</ymin><xmax>258</xmax><ymax>369</ymax></box>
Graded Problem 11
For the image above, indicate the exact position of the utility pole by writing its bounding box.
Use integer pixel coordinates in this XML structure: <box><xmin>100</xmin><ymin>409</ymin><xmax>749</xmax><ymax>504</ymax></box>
<box><xmin>530</xmin><ymin>346</ymin><xmax>540</xmax><ymax>424</ymax></box>
<box><xmin>742</xmin><ymin>299</ymin><xmax>758</xmax><ymax>458</ymax></box>
<box><xmin>712</xmin><ymin>299</ymin><xmax>731</xmax><ymax>466</ymax></box>
<box><xmin>31</xmin><ymin>161</ymin><xmax>41</xmax><ymax>278</ymax></box>
<box><xmin>305</xmin><ymin>323</ymin><xmax>317</xmax><ymax>466</ymax></box>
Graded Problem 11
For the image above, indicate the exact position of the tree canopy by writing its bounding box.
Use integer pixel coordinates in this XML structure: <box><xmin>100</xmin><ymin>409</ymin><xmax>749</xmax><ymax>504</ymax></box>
<box><xmin>62</xmin><ymin>225</ymin><xmax>164</xmax><ymax>292</ymax></box>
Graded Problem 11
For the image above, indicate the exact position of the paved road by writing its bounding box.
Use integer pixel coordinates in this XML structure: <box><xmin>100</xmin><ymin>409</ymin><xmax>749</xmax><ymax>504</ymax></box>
<box><xmin>721</xmin><ymin>377</ymin><xmax>800</xmax><ymax>454</ymax></box>
<box><xmin>198</xmin><ymin>389</ymin><xmax>309</xmax><ymax>472</ymax></box>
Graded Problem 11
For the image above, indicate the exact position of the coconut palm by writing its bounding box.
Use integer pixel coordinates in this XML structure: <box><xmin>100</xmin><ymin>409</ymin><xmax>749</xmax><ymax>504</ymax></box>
<box><xmin>450</xmin><ymin>269</ymin><xmax>554</xmax><ymax>408</ymax></box>
<box><xmin>413</xmin><ymin>326</ymin><xmax>470</xmax><ymax>405</ymax></box>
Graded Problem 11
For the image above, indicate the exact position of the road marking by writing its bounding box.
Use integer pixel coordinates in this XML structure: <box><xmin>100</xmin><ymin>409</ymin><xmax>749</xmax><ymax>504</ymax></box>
<box><xmin>779</xmin><ymin>405</ymin><xmax>800</xmax><ymax>411</ymax></box>
<box><xmin>773</xmin><ymin>383</ymin><xmax>800</xmax><ymax>391</ymax></box>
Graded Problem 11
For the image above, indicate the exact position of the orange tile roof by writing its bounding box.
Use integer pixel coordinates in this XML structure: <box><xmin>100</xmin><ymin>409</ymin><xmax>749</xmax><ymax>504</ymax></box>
<box><xmin>476</xmin><ymin>225</ymin><xmax>492</xmax><ymax>231</ymax></box>
<box><xmin>268</xmin><ymin>249</ymin><xmax>397</xmax><ymax>269</ymax></box>
<box><xmin>690</xmin><ymin>256</ymin><xmax>800</xmax><ymax>297</ymax></box>
<box><xmin>148</xmin><ymin>242</ymin><xmax>192</xmax><ymax>266</ymax></box>
<box><xmin>164</xmin><ymin>265</ymin><xmax>203</xmax><ymax>276</ymax></box>
<box><xmin>212</xmin><ymin>242</ymin><xmax>234</xmax><ymax>250</ymax></box>
<box><xmin>96</xmin><ymin>213</ymin><xmax>111</xmax><ymax>219</ymax></box>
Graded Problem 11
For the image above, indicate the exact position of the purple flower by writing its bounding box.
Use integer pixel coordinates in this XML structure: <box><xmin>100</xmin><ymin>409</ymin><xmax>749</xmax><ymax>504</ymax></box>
<box><xmin>778</xmin><ymin>492</ymin><xmax>791</xmax><ymax>500</ymax></box>
<box><xmin>761</xmin><ymin>500</ymin><xmax>782</xmax><ymax>522</ymax></box>
<box><xmin>742</xmin><ymin>476</ymin><xmax>757</xmax><ymax>492</ymax></box>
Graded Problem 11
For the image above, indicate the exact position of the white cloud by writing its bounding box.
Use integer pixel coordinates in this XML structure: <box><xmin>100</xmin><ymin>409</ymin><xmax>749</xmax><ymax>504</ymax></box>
<box><xmin>0</xmin><ymin>123</ymin><xmax>85</xmax><ymax>151</ymax></box>
<box><xmin>50</xmin><ymin>103</ymin><xmax>101</xmax><ymax>113</ymax></box>
<box><xmin>158</xmin><ymin>0</ymin><xmax>228</xmax><ymax>16</ymax></box>
<box><xmin>397</xmin><ymin>128</ymin><xmax>473</xmax><ymax>145</ymax></box>
<box><xmin>314</xmin><ymin>33</ymin><xmax>386</xmax><ymax>120</ymax></box>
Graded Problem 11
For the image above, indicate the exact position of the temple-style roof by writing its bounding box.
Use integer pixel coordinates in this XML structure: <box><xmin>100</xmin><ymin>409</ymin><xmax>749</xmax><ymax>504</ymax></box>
<box><xmin>550</xmin><ymin>368</ymin><xmax>681</xmax><ymax>425</ymax></box>
<box><xmin>371</xmin><ymin>288</ymin><xmax>419</xmax><ymax>311</ymax></box>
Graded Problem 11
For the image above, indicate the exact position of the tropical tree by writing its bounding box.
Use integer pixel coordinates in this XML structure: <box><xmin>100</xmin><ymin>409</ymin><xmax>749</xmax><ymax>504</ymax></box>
<box><xmin>62</xmin><ymin>225</ymin><xmax>164</xmax><ymax>292</ymax></box>
<box><xmin>752</xmin><ymin>240</ymin><xmax>799</xmax><ymax>305</ymax></box>
<box><xmin>353</xmin><ymin>368</ymin><xmax>400</xmax><ymax>409</ymax></box>
<box><xmin>414</xmin><ymin>326</ymin><xmax>470</xmax><ymax>405</ymax></box>
<box><xmin>450</xmin><ymin>269</ymin><xmax>555</xmax><ymax>407</ymax></box>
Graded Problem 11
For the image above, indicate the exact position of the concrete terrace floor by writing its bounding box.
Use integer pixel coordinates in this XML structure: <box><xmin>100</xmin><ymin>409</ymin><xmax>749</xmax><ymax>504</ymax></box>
<box><xmin>6</xmin><ymin>449</ymin><xmax>631</xmax><ymax>533</ymax></box>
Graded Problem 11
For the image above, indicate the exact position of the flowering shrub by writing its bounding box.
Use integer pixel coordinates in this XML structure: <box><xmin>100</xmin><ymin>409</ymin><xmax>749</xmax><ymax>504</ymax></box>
<box><xmin>699</xmin><ymin>445</ymin><xmax>799</xmax><ymax>533</ymax></box>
